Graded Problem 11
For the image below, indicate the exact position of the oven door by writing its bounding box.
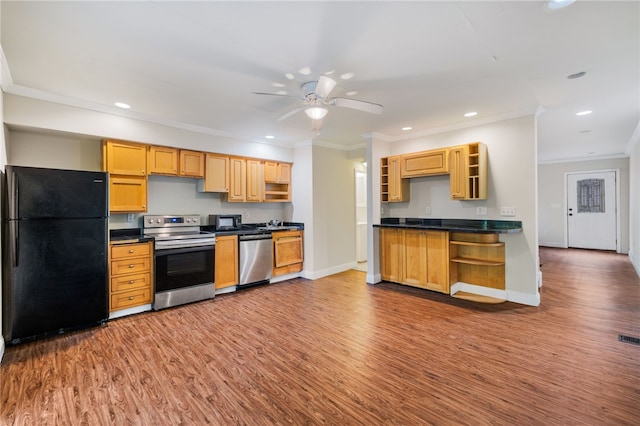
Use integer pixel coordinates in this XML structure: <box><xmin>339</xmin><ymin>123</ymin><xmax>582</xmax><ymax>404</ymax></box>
<box><xmin>154</xmin><ymin>245</ymin><xmax>215</xmax><ymax>293</ymax></box>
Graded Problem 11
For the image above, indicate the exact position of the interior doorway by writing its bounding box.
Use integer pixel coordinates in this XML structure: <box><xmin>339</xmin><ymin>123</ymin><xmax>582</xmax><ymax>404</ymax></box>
<box><xmin>354</xmin><ymin>169</ymin><xmax>367</xmax><ymax>271</ymax></box>
<box><xmin>566</xmin><ymin>170</ymin><xmax>618</xmax><ymax>251</ymax></box>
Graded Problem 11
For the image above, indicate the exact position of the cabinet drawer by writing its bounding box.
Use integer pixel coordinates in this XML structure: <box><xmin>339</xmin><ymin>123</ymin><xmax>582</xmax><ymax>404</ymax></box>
<box><xmin>111</xmin><ymin>272</ymin><xmax>151</xmax><ymax>292</ymax></box>
<box><xmin>111</xmin><ymin>243</ymin><xmax>151</xmax><ymax>260</ymax></box>
<box><xmin>111</xmin><ymin>257</ymin><xmax>151</xmax><ymax>275</ymax></box>
<box><xmin>110</xmin><ymin>288</ymin><xmax>152</xmax><ymax>311</ymax></box>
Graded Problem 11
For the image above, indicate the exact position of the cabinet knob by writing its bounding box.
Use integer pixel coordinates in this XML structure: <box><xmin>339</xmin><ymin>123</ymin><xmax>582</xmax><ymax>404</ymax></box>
<box><xmin>129</xmin><ymin>249</ymin><xmax>134</xmax><ymax>253</ymax></box>
<box><xmin>129</xmin><ymin>264</ymin><xmax>135</xmax><ymax>268</ymax></box>
<box><xmin>129</xmin><ymin>280</ymin><xmax>135</xmax><ymax>284</ymax></box>
<box><xmin>128</xmin><ymin>296</ymin><xmax>134</xmax><ymax>300</ymax></box>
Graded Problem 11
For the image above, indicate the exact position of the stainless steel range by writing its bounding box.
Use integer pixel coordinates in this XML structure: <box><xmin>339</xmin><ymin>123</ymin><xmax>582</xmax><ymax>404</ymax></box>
<box><xmin>144</xmin><ymin>215</ymin><xmax>216</xmax><ymax>310</ymax></box>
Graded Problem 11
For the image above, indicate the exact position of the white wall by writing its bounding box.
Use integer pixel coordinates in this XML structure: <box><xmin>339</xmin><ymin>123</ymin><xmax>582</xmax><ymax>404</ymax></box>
<box><xmin>370</xmin><ymin>115</ymin><xmax>540</xmax><ymax>305</ymax></box>
<box><xmin>538</xmin><ymin>157</ymin><xmax>630</xmax><ymax>252</ymax></box>
<box><xmin>629</xmin><ymin>138</ymin><xmax>640</xmax><ymax>275</ymax></box>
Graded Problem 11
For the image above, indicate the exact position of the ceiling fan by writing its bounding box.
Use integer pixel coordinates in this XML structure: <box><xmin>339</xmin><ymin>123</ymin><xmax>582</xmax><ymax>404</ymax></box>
<box><xmin>253</xmin><ymin>75</ymin><xmax>383</xmax><ymax>130</ymax></box>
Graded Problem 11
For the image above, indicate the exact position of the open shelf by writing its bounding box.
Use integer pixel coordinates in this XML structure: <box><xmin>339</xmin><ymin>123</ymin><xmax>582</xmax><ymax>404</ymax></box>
<box><xmin>449</xmin><ymin>232</ymin><xmax>505</xmax><ymax>290</ymax></box>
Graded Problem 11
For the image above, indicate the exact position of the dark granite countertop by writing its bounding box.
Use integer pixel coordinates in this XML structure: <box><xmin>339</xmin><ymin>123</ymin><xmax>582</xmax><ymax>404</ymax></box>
<box><xmin>374</xmin><ymin>218</ymin><xmax>522</xmax><ymax>234</ymax></box>
<box><xmin>201</xmin><ymin>222</ymin><xmax>304</xmax><ymax>236</ymax></box>
<box><xmin>109</xmin><ymin>228</ymin><xmax>154</xmax><ymax>244</ymax></box>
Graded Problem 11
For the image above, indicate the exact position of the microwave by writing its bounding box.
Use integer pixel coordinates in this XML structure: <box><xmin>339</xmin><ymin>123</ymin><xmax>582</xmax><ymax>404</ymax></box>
<box><xmin>209</xmin><ymin>214</ymin><xmax>242</xmax><ymax>231</ymax></box>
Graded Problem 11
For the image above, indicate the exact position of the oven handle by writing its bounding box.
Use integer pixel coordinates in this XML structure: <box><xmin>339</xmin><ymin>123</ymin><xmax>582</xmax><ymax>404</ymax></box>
<box><xmin>154</xmin><ymin>244</ymin><xmax>215</xmax><ymax>257</ymax></box>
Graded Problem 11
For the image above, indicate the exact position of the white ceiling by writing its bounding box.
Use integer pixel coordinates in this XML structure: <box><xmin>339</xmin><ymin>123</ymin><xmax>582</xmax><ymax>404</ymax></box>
<box><xmin>1</xmin><ymin>1</ymin><xmax>638</xmax><ymax>163</ymax></box>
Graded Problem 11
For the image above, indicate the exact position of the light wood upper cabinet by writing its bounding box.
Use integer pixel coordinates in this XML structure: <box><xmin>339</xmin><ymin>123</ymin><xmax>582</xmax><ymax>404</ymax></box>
<box><xmin>246</xmin><ymin>159</ymin><xmax>263</xmax><ymax>202</ymax></box>
<box><xmin>109</xmin><ymin>176</ymin><xmax>147</xmax><ymax>212</ymax></box>
<box><xmin>179</xmin><ymin>150</ymin><xmax>205</xmax><ymax>178</ymax></box>
<box><xmin>201</xmin><ymin>154</ymin><xmax>229</xmax><ymax>192</ymax></box>
<box><xmin>148</xmin><ymin>146</ymin><xmax>178</xmax><ymax>175</ymax></box>
<box><xmin>215</xmin><ymin>234</ymin><xmax>238</xmax><ymax>289</ymax></box>
<box><xmin>228</xmin><ymin>157</ymin><xmax>247</xmax><ymax>202</ymax></box>
<box><xmin>450</xmin><ymin>142</ymin><xmax>487</xmax><ymax>200</ymax></box>
<box><xmin>381</xmin><ymin>156</ymin><xmax>409</xmax><ymax>203</ymax></box>
<box><xmin>264</xmin><ymin>162</ymin><xmax>291</xmax><ymax>183</ymax></box>
<box><xmin>264</xmin><ymin>161</ymin><xmax>292</xmax><ymax>202</ymax></box>
<box><xmin>401</xmin><ymin>148</ymin><xmax>448</xmax><ymax>177</ymax></box>
<box><xmin>272</xmin><ymin>230</ymin><xmax>304</xmax><ymax>276</ymax></box>
<box><xmin>102</xmin><ymin>140</ymin><xmax>146</xmax><ymax>176</ymax></box>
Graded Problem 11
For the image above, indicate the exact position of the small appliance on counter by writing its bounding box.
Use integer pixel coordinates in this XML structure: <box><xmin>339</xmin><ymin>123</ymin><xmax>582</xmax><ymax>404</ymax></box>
<box><xmin>209</xmin><ymin>214</ymin><xmax>242</xmax><ymax>231</ymax></box>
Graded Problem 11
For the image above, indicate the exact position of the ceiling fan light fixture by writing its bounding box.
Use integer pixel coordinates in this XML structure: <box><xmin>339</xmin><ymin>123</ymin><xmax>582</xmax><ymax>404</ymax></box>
<box><xmin>305</xmin><ymin>107</ymin><xmax>328</xmax><ymax>120</ymax></box>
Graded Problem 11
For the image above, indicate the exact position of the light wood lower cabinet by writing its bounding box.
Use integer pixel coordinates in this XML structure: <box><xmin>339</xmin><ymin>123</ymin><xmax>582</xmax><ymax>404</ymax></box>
<box><xmin>380</xmin><ymin>228</ymin><xmax>450</xmax><ymax>293</ymax></box>
<box><xmin>109</xmin><ymin>241</ymin><xmax>153</xmax><ymax>312</ymax></box>
<box><xmin>215</xmin><ymin>234</ymin><xmax>239</xmax><ymax>289</ymax></box>
<box><xmin>272</xmin><ymin>230</ymin><xmax>304</xmax><ymax>276</ymax></box>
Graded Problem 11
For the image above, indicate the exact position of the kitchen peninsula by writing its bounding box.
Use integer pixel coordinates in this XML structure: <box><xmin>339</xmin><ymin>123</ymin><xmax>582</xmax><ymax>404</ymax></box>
<box><xmin>375</xmin><ymin>218</ymin><xmax>522</xmax><ymax>303</ymax></box>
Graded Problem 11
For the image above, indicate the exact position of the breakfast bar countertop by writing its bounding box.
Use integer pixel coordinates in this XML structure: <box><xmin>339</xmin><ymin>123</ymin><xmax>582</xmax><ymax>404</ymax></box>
<box><xmin>374</xmin><ymin>218</ymin><xmax>522</xmax><ymax>234</ymax></box>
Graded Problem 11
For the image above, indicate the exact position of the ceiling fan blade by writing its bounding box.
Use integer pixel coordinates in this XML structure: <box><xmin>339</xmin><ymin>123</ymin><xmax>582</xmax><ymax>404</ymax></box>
<box><xmin>277</xmin><ymin>107</ymin><xmax>303</xmax><ymax>121</ymax></box>
<box><xmin>331</xmin><ymin>97</ymin><xmax>383</xmax><ymax>114</ymax></box>
<box><xmin>315</xmin><ymin>76</ymin><xmax>337</xmax><ymax>99</ymax></box>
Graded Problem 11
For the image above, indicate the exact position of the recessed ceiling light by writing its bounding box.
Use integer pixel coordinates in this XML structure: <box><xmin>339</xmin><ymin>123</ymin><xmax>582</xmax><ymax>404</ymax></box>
<box><xmin>340</xmin><ymin>72</ymin><xmax>355</xmax><ymax>80</ymax></box>
<box><xmin>567</xmin><ymin>71</ymin><xmax>586</xmax><ymax>79</ymax></box>
<box><xmin>464</xmin><ymin>112</ymin><xmax>478</xmax><ymax>117</ymax></box>
<box><xmin>298</xmin><ymin>67</ymin><xmax>311</xmax><ymax>76</ymax></box>
<box><xmin>114</xmin><ymin>102</ymin><xmax>130</xmax><ymax>109</ymax></box>
<box><xmin>576</xmin><ymin>110</ymin><xmax>592</xmax><ymax>116</ymax></box>
<box><xmin>265</xmin><ymin>135</ymin><xmax>275</xmax><ymax>139</ymax></box>
<box><xmin>346</xmin><ymin>91</ymin><xmax>358</xmax><ymax>96</ymax></box>
<box><xmin>402</xmin><ymin>126</ymin><xmax>413</xmax><ymax>131</ymax></box>
<box><xmin>546</xmin><ymin>0</ymin><xmax>576</xmax><ymax>10</ymax></box>
<box><xmin>271</xmin><ymin>82</ymin><xmax>286</xmax><ymax>88</ymax></box>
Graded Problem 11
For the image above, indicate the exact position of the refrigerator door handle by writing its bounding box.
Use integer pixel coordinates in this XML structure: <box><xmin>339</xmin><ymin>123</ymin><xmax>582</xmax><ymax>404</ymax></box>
<box><xmin>11</xmin><ymin>171</ymin><xmax>19</xmax><ymax>219</ymax></box>
<box><xmin>10</xmin><ymin>219</ymin><xmax>19</xmax><ymax>267</ymax></box>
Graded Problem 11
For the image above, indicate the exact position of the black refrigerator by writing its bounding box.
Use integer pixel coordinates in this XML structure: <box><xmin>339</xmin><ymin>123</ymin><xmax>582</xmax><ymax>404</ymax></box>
<box><xmin>2</xmin><ymin>165</ymin><xmax>109</xmax><ymax>345</ymax></box>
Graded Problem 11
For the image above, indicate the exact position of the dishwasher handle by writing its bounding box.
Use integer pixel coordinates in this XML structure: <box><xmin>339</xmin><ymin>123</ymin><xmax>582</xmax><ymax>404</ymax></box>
<box><xmin>239</xmin><ymin>234</ymin><xmax>272</xmax><ymax>241</ymax></box>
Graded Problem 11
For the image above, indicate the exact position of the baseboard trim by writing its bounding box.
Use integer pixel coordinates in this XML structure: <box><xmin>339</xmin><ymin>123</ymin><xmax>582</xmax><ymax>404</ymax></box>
<box><xmin>538</xmin><ymin>241</ymin><xmax>566</xmax><ymax>248</ymax></box>
<box><xmin>366</xmin><ymin>273</ymin><xmax>382</xmax><ymax>284</ymax></box>
<box><xmin>450</xmin><ymin>282</ymin><xmax>540</xmax><ymax>307</ymax></box>
<box><xmin>303</xmin><ymin>261</ymin><xmax>357</xmax><ymax>280</ymax></box>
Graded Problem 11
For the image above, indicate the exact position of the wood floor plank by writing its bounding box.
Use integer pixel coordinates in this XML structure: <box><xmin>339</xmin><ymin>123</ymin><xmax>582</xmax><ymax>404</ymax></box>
<box><xmin>1</xmin><ymin>248</ymin><xmax>639</xmax><ymax>425</ymax></box>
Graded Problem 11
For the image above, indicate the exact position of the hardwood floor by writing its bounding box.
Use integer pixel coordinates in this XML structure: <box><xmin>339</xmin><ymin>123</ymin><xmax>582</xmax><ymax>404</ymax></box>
<box><xmin>2</xmin><ymin>247</ymin><xmax>639</xmax><ymax>425</ymax></box>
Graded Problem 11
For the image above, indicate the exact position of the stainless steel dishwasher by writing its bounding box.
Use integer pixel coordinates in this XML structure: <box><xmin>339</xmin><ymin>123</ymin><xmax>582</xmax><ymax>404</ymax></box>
<box><xmin>238</xmin><ymin>233</ymin><xmax>273</xmax><ymax>287</ymax></box>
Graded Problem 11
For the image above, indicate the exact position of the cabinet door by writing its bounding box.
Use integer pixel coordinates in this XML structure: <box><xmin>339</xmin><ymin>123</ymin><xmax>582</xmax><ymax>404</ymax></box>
<box><xmin>179</xmin><ymin>150</ymin><xmax>205</xmax><ymax>177</ymax></box>
<box><xmin>426</xmin><ymin>231</ymin><xmax>450</xmax><ymax>293</ymax></box>
<box><xmin>148</xmin><ymin>146</ymin><xmax>178</xmax><ymax>175</ymax></box>
<box><xmin>264</xmin><ymin>162</ymin><xmax>291</xmax><ymax>183</ymax></box>
<box><xmin>103</xmin><ymin>140</ymin><xmax>147</xmax><ymax>176</ymax></box>
<box><xmin>277</xmin><ymin>163</ymin><xmax>291</xmax><ymax>183</ymax></box>
<box><xmin>380</xmin><ymin>228</ymin><xmax>402</xmax><ymax>281</ymax></box>
<box><xmin>246</xmin><ymin>159</ymin><xmax>263</xmax><ymax>202</ymax></box>
<box><xmin>203</xmin><ymin>154</ymin><xmax>229</xmax><ymax>192</ymax></box>
<box><xmin>109</xmin><ymin>176</ymin><xmax>147</xmax><ymax>212</ymax></box>
<box><xmin>387</xmin><ymin>156</ymin><xmax>409</xmax><ymax>202</ymax></box>
<box><xmin>215</xmin><ymin>235</ymin><xmax>238</xmax><ymax>289</ymax></box>
<box><xmin>401</xmin><ymin>149</ymin><xmax>448</xmax><ymax>177</ymax></box>
<box><xmin>273</xmin><ymin>231</ymin><xmax>304</xmax><ymax>276</ymax></box>
<box><xmin>449</xmin><ymin>145</ymin><xmax>468</xmax><ymax>199</ymax></box>
<box><xmin>402</xmin><ymin>229</ymin><xmax>428</xmax><ymax>288</ymax></box>
<box><xmin>228</xmin><ymin>158</ymin><xmax>247</xmax><ymax>202</ymax></box>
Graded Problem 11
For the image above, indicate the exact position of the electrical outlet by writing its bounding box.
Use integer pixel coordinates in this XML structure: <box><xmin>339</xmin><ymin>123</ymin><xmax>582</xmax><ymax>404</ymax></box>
<box><xmin>381</xmin><ymin>206</ymin><xmax>385</xmax><ymax>215</ymax></box>
<box><xmin>425</xmin><ymin>206</ymin><xmax>431</xmax><ymax>215</ymax></box>
<box><xmin>127</xmin><ymin>213</ymin><xmax>134</xmax><ymax>222</ymax></box>
<box><xmin>501</xmin><ymin>207</ymin><xmax>516</xmax><ymax>217</ymax></box>
<box><xmin>476</xmin><ymin>206</ymin><xmax>487</xmax><ymax>216</ymax></box>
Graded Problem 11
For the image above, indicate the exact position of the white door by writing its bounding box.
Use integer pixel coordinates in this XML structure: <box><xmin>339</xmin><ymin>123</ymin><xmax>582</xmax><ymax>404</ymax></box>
<box><xmin>567</xmin><ymin>171</ymin><xmax>617</xmax><ymax>250</ymax></box>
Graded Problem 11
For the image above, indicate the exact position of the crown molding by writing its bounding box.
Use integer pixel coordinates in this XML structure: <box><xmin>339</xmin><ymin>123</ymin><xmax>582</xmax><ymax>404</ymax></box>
<box><xmin>538</xmin><ymin>153</ymin><xmax>629</xmax><ymax>165</ymax></box>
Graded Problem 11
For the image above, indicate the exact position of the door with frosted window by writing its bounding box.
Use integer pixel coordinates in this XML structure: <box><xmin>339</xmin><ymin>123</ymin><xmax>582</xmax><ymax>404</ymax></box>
<box><xmin>567</xmin><ymin>171</ymin><xmax>617</xmax><ymax>250</ymax></box>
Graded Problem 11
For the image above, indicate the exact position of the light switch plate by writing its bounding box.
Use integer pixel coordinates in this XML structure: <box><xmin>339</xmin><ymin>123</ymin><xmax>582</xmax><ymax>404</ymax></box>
<box><xmin>425</xmin><ymin>206</ymin><xmax>431</xmax><ymax>215</ymax></box>
<box><xmin>476</xmin><ymin>206</ymin><xmax>487</xmax><ymax>216</ymax></box>
<box><xmin>127</xmin><ymin>213</ymin><xmax>134</xmax><ymax>222</ymax></box>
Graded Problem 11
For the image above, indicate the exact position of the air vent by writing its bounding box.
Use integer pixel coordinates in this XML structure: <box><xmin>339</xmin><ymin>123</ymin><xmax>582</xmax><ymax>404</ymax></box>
<box><xmin>618</xmin><ymin>334</ymin><xmax>640</xmax><ymax>346</ymax></box>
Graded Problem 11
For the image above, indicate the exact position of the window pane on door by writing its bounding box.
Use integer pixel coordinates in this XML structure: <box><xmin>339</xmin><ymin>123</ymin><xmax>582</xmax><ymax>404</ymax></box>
<box><xmin>577</xmin><ymin>179</ymin><xmax>605</xmax><ymax>213</ymax></box>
